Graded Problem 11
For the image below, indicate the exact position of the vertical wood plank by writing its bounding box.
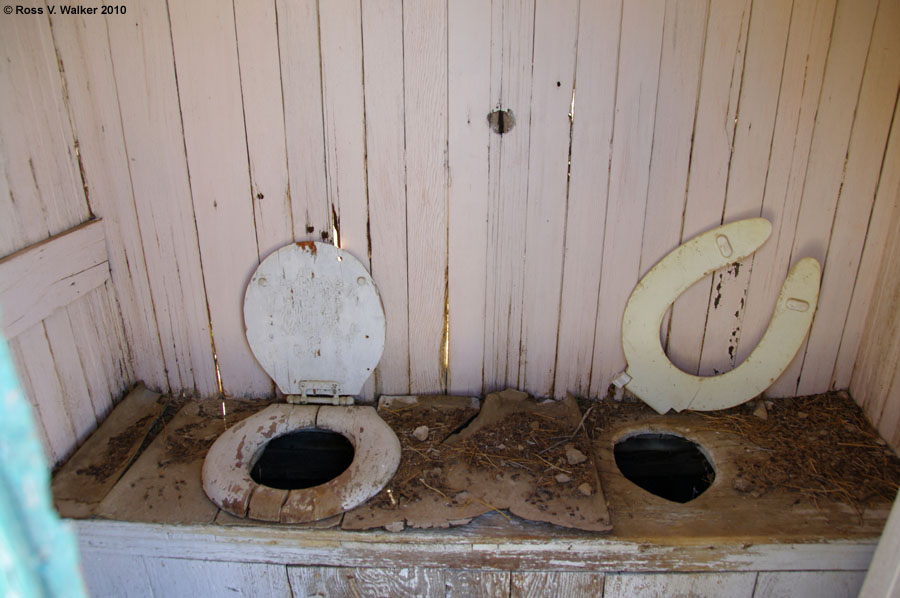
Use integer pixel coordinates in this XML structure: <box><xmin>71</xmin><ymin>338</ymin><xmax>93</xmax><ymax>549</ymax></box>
<box><xmin>404</xmin><ymin>0</ymin><xmax>449</xmax><ymax>393</ymax></box>
<box><xmin>698</xmin><ymin>0</ymin><xmax>793</xmax><ymax>376</ymax></box>
<box><xmin>233</xmin><ymin>0</ymin><xmax>294</xmax><ymax>260</ymax></box>
<box><xmin>50</xmin><ymin>12</ymin><xmax>165</xmax><ymax>390</ymax></box>
<box><xmin>363</xmin><ymin>0</ymin><xmax>411</xmax><ymax>395</ymax></box>
<box><xmin>860</xmin><ymin>490</ymin><xmax>900</xmax><ymax>597</ymax></box>
<box><xmin>0</xmin><ymin>11</ymin><xmax>88</xmax><ymax>249</ymax></box>
<box><xmin>319</xmin><ymin>0</ymin><xmax>369</xmax><ymax>265</ymax></box>
<box><xmin>851</xmin><ymin>176</ymin><xmax>900</xmax><ymax>442</ymax></box>
<box><xmin>94</xmin><ymin>281</ymin><xmax>134</xmax><ymax>399</ymax></box>
<box><xmin>604</xmin><ymin>572</ymin><xmax>757</xmax><ymax>598</ymax></box>
<box><xmin>553</xmin><ymin>0</ymin><xmax>622</xmax><ymax>398</ymax></box>
<box><xmin>8</xmin><ymin>338</ymin><xmax>53</xmax><ymax>462</ymax></box>
<box><xmin>288</xmin><ymin>566</ymin><xmax>357</xmax><ymax>596</ymax></box>
<box><xmin>666</xmin><ymin>0</ymin><xmax>751</xmax><ymax>374</ymax></box>
<box><xmin>638</xmin><ymin>0</ymin><xmax>708</xmax><ymax>277</ymax></box>
<box><xmin>43</xmin><ymin>308</ymin><xmax>97</xmax><ymax>444</ymax></box>
<box><xmin>768</xmin><ymin>0</ymin><xmax>879</xmax><ymax>396</ymax></box>
<box><xmin>518</xmin><ymin>0</ymin><xmax>579</xmax><ymax>397</ymax></box>
<box><xmin>755</xmin><ymin>571</ymin><xmax>865</xmax><ymax>598</ymax></box>
<box><xmin>834</xmin><ymin>96</ymin><xmax>900</xmax><ymax>390</ymax></box>
<box><xmin>107</xmin><ymin>0</ymin><xmax>217</xmax><ymax>395</ymax></box>
<box><xmin>511</xmin><ymin>571</ymin><xmax>604</xmax><ymax>598</ymax></box>
<box><xmin>483</xmin><ymin>0</ymin><xmax>535</xmax><ymax>392</ymax></box>
<box><xmin>146</xmin><ymin>557</ymin><xmax>291</xmax><ymax>597</ymax></box>
<box><xmin>168</xmin><ymin>0</ymin><xmax>270</xmax><ymax>397</ymax></box>
<box><xmin>737</xmin><ymin>0</ymin><xmax>836</xmax><ymax>368</ymax></box>
<box><xmin>80</xmin><ymin>551</ymin><xmax>154</xmax><ymax>598</ymax></box>
<box><xmin>14</xmin><ymin>324</ymin><xmax>76</xmax><ymax>464</ymax></box>
<box><xmin>444</xmin><ymin>570</ymin><xmax>511</xmax><ymax>597</ymax></box>
<box><xmin>318</xmin><ymin>0</ymin><xmax>374</xmax><ymax>400</ymax></box>
<box><xmin>66</xmin><ymin>292</ymin><xmax>115</xmax><ymax>419</ymax></box>
<box><xmin>350</xmin><ymin>567</ymin><xmax>448</xmax><ymax>598</ymax></box>
<box><xmin>277</xmin><ymin>0</ymin><xmax>330</xmax><ymax>242</ymax></box>
<box><xmin>588</xmin><ymin>0</ymin><xmax>666</xmax><ymax>396</ymax></box>
<box><xmin>447</xmin><ymin>0</ymin><xmax>491</xmax><ymax>395</ymax></box>
<box><xmin>797</xmin><ymin>0</ymin><xmax>900</xmax><ymax>395</ymax></box>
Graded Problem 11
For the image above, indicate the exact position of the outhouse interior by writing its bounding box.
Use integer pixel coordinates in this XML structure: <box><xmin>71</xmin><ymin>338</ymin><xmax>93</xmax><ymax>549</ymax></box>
<box><xmin>2</xmin><ymin>0</ymin><xmax>900</xmax><ymax>596</ymax></box>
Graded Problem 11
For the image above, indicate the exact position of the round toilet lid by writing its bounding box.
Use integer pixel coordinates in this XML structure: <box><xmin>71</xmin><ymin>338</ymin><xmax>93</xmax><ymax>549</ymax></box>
<box><xmin>243</xmin><ymin>242</ymin><xmax>385</xmax><ymax>396</ymax></box>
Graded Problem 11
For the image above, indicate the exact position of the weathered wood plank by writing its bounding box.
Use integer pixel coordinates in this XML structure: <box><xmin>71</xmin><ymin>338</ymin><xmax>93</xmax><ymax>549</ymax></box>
<box><xmin>52</xmin><ymin>384</ymin><xmax>165</xmax><ymax>519</ymax></box>
<box><xmin>667</xmin><ymin>0</ymin><xmax>751</xmax><ymax>375</ymax></box>
<box><xmin>96</xmin><ymin>399</ymin><xmax>258</xmax><ymax>524</ymax></box>
<box><xmin>447</xmin><ymin>0</ymin><xmax>491</xmax><ymax>396</ymax></box>
<box><xmin>43</xmin><ymin>307</ymin><xmax>97</xmax><ymax>444</ymax></box>
<box><xmin>637</xmin><ymin>0</ymin><xmax>708</xmax><ymax>317</ymax></box>
<box><xmin>233</xmin><ymin>0</ymin><xmax>293</xmax><ymax>260</ymax></box>
<box><xmin>798</xmin><ymin>0</ymin><xmax>900</xmax><ymax>395</ymax></box>
<box><xmin>698</xmin><ymin>0</ymin><xmax>792</xmax><ymax>376</ymax></box>
<box><xmin>76</xmin><ymin>517</ymin><xmax>879</xmax><ymax>573</ymax></box>
<box><xmin>769</xmin><ymin>0</ymin><xmax>879</xmax><ymax>397</ymax></box>
<box><xmin>319</xmin><ymin>0</ymin><xmax>369</xmax><ymax>264</ymax></box>
<box><xmin>0</xmin><ymin>219</ymin><xmax>108</xmax><ymax>338</ymax></box>
<box><xmin>145</xmin><ymin>557</ymin><xmax>291</xmax><ymax>598</ymax></box>
<box><xmin>50</xmin><ymin>11</ymin><xmax>166</xmax><ymax>389</ymax></box>
<box><xmin>80</xmin><ymin>551</ymin><xmax>153</xmax><ymax>598</ymax></box>
<box><xmin>553</xmin><ymin>0</ymin><xmax>622</xmax><ymax>398</ymax></box>
<box><xmin>604</xmin><ymin>572</ymin><xmax>757</xmax><ymax>598</ymax></box>
<box><xmin>482</xmin><ymin>0</ymin><xmax>535</xmax><ymax>392</ymax></box>
<box><xmin>168</xmin><ymin>0</ymin><xmax>270</xmax><ymax>397</ymax></box>
<box><xmin>14</xmin><ymin>323</ymin><xmax>76</xmax><ymax>465</ymax></box>
<box><xmin>404</xmin><ymin>0</ymin><xmax>449</xmax><ymax>394</ymax></box>
<box><xmin>276</xmin><ymin>0</ymin><xmax>330</xmax><ymax>241</ymax></box>
<box><xmin>363</xmin><ymin>0</ymin><xmax>411</xmax><ymax>396</ymax></box>
<box><xmin>860</xmin><ymin>491</ymin><xmax>900</xmax><ymax>597</ymax></box>
<box><xmin>107</xmin><ymin>0</ymin><xmax>217</xmax><ymax>394</ymax></box>
<box><xmin>738</xmin><ymin>0</ymin><xmax>836</xmax><ymax>369</ymax></box>
<box><xmin>836</xmin><ymin>97</ymin><xmax>900</xmax><ymax>391</ymax></box>
<box><xmin>511</xmin><ymin>571</ymin><xmax>604</xmax><ymax>598</ymax></box>
<box><xmin>589</xmin><ymin>0</ymin><xmax>666</xmax><ymax>396</ymax></box>
<box><xmin>66</xmin><ymin>291</ymin><xmax>114</xmax><ymax>422</ymax></box>
<box><xmin>518</xmin><ymin>0</ymin><xmax>579</xmax><ymax>397</ymax></box>
<box><xmin>0</xmin><ymin>10</ymin><xmax>88</xmax><ymax>251</ymax></box>
<box><xmin>8</xmin><ymin>337</ymin><xmax>53</xmax><ymax>462</ymax></box>
<box><xmin>755</xmin><ymin>571</ymin><xmax>865</xmax><ymax>598</ymax></box>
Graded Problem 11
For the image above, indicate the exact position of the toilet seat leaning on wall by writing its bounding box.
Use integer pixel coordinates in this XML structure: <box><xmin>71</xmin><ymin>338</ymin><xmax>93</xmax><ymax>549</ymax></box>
<box><xmin>621</xmin><ymin>218</ymin><xmax>821</xmax><ymax>414</ymax></box>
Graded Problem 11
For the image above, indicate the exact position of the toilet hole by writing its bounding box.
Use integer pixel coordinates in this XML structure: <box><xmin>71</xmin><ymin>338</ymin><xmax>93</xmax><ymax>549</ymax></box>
<box><xmin>250</xmin><ymin>429</ymin><xmax>354</xmax><ymax>490</ymax></box>
<box><xmin>613</xmin><ymin>433</ymin><xmax>715</xmax><ymax>503</ymax></box>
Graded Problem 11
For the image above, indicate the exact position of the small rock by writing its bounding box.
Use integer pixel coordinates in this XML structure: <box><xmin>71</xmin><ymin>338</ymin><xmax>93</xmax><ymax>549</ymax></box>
<box><xmin>555</xmin><ymin>473</ymin><xmax>571</xmax><ymax>484</ymax></box>
<box><xmin>454</xmin><ymin>491</ymin><xmax>471</xmax><ymax>502</ymax></box>
<box><xmin>752</xmin><ymin>401</ymin><xmax>768</xmax><ymax>420</ymax></box>
<box><xmin>413</xmin><ymin>425</ymin><xmax>429</xmax><ymax>441</ymax></box>
<box><xmin>797</xmin><ymin>411</ymin><xmax>809</xmax><ymax>419</ymax></box>
<box><xmin>432</xmin><ymin>467</ymin><xmax>442</xmax><ymax>476</ymax></box>
<box><xmin>497</xmin><ymin>443</ymin><xmax>506</xmax><ymax>450</ymax></box>
<box><xmin>733</xmin><ymin>476</ymin><xmax>753</xmax><ymax>493</ymax></box>
<box><xmin>384</xmin><ymin>521</ymin><xmax>405</xmax><ymax>533</ymax></box>
<box><xmin>577</xmin><ymin>483</ymin><xmax>593</xmax><ymax>496</ymax></box>
<box><xmin>565</xmin><ymin>444</ymin><xmax>587</xmax><ymax>465</ymax></box>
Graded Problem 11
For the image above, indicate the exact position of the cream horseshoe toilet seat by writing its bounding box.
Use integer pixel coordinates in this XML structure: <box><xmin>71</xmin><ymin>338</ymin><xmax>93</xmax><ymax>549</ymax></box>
<box><xmin>202</xmin><ymin>242</ymin><xmax>401</xmax><ymax>523</ymax></box>
<box><xmin>621</xmin><ymin>218</ymin><xmax>821</xmax><ymax>414</ymax></box>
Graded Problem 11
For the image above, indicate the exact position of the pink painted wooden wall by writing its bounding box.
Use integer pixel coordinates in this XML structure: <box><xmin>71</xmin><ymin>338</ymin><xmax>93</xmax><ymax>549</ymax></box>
<box><xmin>2</xmin><ymin>0</ymin><xmax>899</xmax><ymax>463</ymax></box>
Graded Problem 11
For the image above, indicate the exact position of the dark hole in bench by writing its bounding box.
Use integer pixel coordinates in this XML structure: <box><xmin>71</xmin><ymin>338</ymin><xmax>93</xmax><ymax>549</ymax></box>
<box><xmin>251</xmin><ymin>429</ymin><xmax>354</xmax><ymax>490</ymax></box>
<box><xmin>614</xmin><ymin>433</ymin><xmax>715</xmax><ymax>503</ymax></box>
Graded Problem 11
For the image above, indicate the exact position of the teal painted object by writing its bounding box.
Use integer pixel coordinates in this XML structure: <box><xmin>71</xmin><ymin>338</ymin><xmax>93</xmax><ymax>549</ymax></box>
<box><xmin>0</xmin><ymin>330</ymin><xmax>86</xmax><ymax>597</ymax></box>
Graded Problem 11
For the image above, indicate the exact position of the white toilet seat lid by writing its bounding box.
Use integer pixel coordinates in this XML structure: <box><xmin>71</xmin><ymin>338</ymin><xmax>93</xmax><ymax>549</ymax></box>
<box><xmin>244</xmin><ymin>242</ymin><xmax>385</xmax><ymax>395</ymax></box>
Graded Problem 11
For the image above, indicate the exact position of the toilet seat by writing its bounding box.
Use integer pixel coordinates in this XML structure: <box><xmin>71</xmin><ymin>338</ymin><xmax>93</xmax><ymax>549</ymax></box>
<box><xmin>202</xmin><ymin>242</ymin><xmax>400</xmax><ymax>522</ymax></box>
<box><xmin>621</xmin><ymin>218</ymin><xmax>821</xmax><ymax>414</ymax></box>
<box><xmin>202</xmin><ymin>403</ymin><xmax>400</xmax><ymax>522</ymax></box>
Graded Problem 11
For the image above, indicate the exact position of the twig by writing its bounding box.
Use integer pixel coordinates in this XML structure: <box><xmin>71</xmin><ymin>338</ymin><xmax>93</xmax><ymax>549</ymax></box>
<box><xmin>418</xmin><ymin>478</ymin><xmax>449</xmax><ymax>500</ymax></box>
